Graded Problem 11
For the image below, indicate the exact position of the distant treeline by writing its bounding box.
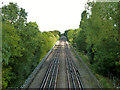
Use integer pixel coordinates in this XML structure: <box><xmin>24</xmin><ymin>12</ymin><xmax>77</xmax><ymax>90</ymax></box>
<box><xmin>64</xmin><ymin>2</ymin><xmax>120</xmax><ymax>78</ymax></box>
<box><xmin>2</xmin><ymin>2</ymin><xmax>60</xmax><ymax>89</ymax></box>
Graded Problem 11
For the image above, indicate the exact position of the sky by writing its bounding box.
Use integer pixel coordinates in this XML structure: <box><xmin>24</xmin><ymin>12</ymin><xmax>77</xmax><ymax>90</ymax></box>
<box><xmin>0</xmin><ymin>0</ymin><xmax>88</xmax><ymax>33</ymax></box>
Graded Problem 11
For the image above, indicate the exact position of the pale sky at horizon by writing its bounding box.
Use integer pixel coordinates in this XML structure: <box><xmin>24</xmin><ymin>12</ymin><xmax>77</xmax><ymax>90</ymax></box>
<box><xmin>0</xmin><ymin>0</ymin><xmax>88</xmax><ymax>33</ymax></box>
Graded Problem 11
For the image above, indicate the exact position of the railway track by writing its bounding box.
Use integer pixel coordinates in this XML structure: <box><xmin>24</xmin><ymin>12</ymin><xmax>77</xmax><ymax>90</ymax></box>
<box><xmin>65</xmin><ymin>43</ymin><xmax>84</xmax><ymax>89</ymax></box>
<box><xmin>39</xmin><ymin>38</ymin><xmax>84</xmax><ymax>89</ymax></box>
<box><xmin>22</xmin><ymin>36</ymin><xmax>102</xmax><ymax>89</ymax></box>
<box><xmin>40</xmin><ymin>43</ymin><xmax>61</xmax><ymax>88</ymax></box>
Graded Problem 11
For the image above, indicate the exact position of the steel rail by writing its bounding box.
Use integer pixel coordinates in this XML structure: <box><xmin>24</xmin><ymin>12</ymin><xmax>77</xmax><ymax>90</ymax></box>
<box><xmin>65</xmin><ymin>56</ymin><xmax>71</xmax><ymax>88</ymax></box>
<box><xmin>54</xmin><ymin>59</ymin><xmax>59</xmax><ymax>88</ymax></box>
<box><xmin>52</xmin><ymin>47</ymin><xmax>61</xmax><ymax>88</ymax></box>
<box><xmin>71</xmin><ymin>59</ymin><xmax>84</xmax><ymax>89</ymax></box>
<box><xmin>48</xmin><ymin>57</ymin><xmax>59</xmax><ymax>88</ymax></box>
<box><xmin>44</xmin><ymin>53</ymin><xmax>59</xmax><ymax>88</ymax></box>
<box><xmin>40</xmin><ymin>52</ymin><xmax>57</xmax><ymax>87</ymax></box>
<box><xmin>68</xmin><ymin>49</ymin><xmax>84</xmax><ymax>89</ymax></box>
<box><xmin>40</xmin><ymin>43</ymin><xmax>61</xmax><ymax>89</ymax></box>
<box><xmin>71</xmin><ymin>60</ymin><xmax>82</xmax><ymax>88</ymax></box>
<box><xmin>65</xmin><ymin>43</ymin><xmax>84</xmax><ymax>89</ymax></box>
<box><xmin>40</xmin><ymin>53</ymin><xmax>57</xmax><ymax>88</ymax></box>
<box><xmin>67</xmin><ymin>53</ymin><xmax>76</xmax><ymax>88</ymax></box>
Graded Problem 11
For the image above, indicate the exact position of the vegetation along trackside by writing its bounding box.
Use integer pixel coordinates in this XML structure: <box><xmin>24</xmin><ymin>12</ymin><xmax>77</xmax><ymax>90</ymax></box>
<box><xmin>2</xmin><ymin>2</ymin><xmax>60</xmax><ymax>89</ymax></box>
<box><xmin>64</xmin><ymin>1</ymin><xmax>120</xmax><ymax>88</ymax></box>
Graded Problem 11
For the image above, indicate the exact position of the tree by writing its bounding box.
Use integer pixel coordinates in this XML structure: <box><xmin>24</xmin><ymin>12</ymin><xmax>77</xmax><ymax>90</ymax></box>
<box><xmin>2</xmin><ymin>2</ymin><xmax>27</xmax><ymax>26</ymax></box>
<box><xmin>2</xmin><ymin>3</ymin><xmax>60</xmax><ymax>89</ymax></box>
<box><xmin>64</xmin><ymin>1</ymin><xmax>120</xmax><ymax>78</ymax></box>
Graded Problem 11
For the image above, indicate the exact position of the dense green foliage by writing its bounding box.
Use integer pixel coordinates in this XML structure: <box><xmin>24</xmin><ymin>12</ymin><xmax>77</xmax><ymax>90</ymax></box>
<box><xmin>65</xmin><ymin>2</ymin><xmax>120</xmax><ymax>78</ymax></box>
<box><xmin>2</xmin><ymin>3</ymin><xmax>60</xmax><ymax>89</ymax></box>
